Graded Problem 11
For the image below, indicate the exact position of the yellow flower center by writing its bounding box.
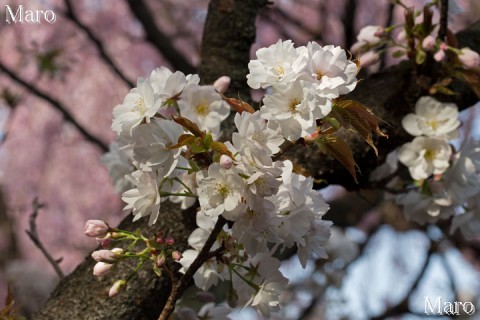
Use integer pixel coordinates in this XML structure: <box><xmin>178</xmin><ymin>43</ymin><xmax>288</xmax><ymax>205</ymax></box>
<box><xmin>195</xmin><ymin>101</ymin><xmax>209</xmax><ymax>116</ymax></box>
<box><xmin>217</xmin><ymin>183</ymin><xmax>230</xmax><ymax>199</ymax></box>
<box><xmin>427</xmin><ymin>120</ymin><xmax>438</xmax><ymax>130</ymax></box>
<box><xmin>288</xmin><ymin>98</ymin><xmax>301</xmax><ymax>113</ymax></box>
<box><xmin>132</xmin><ymin>98</ymin><xmax>146</xmax><ymax>115</ymax></box>
<box><xmin>315</xmin><ymin>69</ymin><xmax>325</xmax><ymax>80</ymax></box>
<box><xmin>424</xmin><ymin>149</ymin><xmax>435</xmax><ymax>161</ymax></box>
<box><xmin>275</xmin><ymin>64</ymin><xmax>285</xmax><ymax>76</ymax></box>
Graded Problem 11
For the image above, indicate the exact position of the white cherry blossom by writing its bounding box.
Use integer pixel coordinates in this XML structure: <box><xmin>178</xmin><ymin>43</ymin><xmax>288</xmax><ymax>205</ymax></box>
<box><xmin>131</xmin><ymin>119</ymin><xmax>184</xmax><ymax>174</ymax></box>
<box><xmin>247</xmin><ymin>39</ymin><xmax>307</xmax><ymax>89</ymax></box>
<box><xmin>398</xmin><ymin>136</ymin><xmax>452</xmax><ymax>180</ymax></box>
<box><xmin>444</xmin><ymin>140</ymin><xmax>480</xmax><ymax>204</ymax></box>
<box><xmin>101</xmin><ymin>141</ymin><xmax>135</xmax><ymax>193</ymax></box>
<box><xmin>304</xmin><ymin>42</ymin><xmax>358</xmax><ymax>99</ymax></box>
<box><xmin>112</xmin><ymin>78</ymin><xmax>161</xmax><ymax>136</ymax></box>
<box><xmin>196</xmin><ymin>163</ymin><xmax>246</xmax><ymax>219</ymax></box>
<box><xmin>261</xmin><ymin>80</ymin><xmax>331</xmax><ymax>141</ymax></box>
<box><xmin>178</xmin><ymin>85</ymin><xmax>230</xmax><ymax>138</ymax></box>
<box><xmin>402</xmin><ymin>96</ymin><xmax>460</xmax><ymax>139</ymax></box>
<box><xmin>122</xmin><ymin>169</ymin><xmax>164</xmax><ymax>225</ymax></box>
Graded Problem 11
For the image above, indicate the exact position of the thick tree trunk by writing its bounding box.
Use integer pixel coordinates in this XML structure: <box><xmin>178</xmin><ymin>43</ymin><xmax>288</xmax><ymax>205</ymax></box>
<box><xmin>34</xmin><ymin>5</ymin><xmax>480</xmax><ymax>319</ymax></box>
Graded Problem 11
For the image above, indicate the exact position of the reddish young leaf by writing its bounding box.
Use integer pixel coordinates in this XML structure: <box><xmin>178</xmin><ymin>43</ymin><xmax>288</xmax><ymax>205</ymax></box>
<box><xmin>330</xmin><ymin>99</ymin><xmax>388</xmax><ymax>156</ymax></box>
<box><xmin>221</xmin><ymin>94</ymin><xmax>255</xmax><ymax>114</ymax></box>
<box><xmin>316</xmin><ymin>135</ymin><xmax>358</xmax><ymax>183</ymax></box>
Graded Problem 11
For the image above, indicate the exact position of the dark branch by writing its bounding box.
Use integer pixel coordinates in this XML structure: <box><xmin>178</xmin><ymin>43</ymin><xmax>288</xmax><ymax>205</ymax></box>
<box><xmin>370</xmin><ymin>243</ymin><xmax>435</xmax><ymax>320</ymax></box>
<box><xmin>342</xmin><ymin>0</ymin><xmax>357</xmax><ymax>49</ymax></box>
<box><xmin>25</xmin><ymin>198</ymin><xmax>65</xmax><ymax>279</ymax></box>
<box><xmin>63</xmin><ymin>0</ymin><xmax>134</xmax><ymax>88</ymax></box>
<box><xmin>438</xmin><ymin>0</ymin><xmax>449</xmax><ymax>41</ymax></box>
<box><xmin>0</xmin><ymin>61</ymin><xmax>108</xmax><ymax>152</ymax></box>
<box><xmin>125</xmin><ymin>0</ymin><xmax>196</xmax><ymax>74</ymax></box>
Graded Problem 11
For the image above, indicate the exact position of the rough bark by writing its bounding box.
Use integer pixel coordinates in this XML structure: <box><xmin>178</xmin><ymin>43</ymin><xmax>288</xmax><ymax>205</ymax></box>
<box><xmin>33</xmin><ymin>4</ymin><xmax>480</xmax><ymax>319</ymax></box>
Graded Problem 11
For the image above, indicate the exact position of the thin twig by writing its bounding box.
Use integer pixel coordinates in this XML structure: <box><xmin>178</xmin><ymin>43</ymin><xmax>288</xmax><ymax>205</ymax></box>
<box><xmin>25</xmin><ymin>197</ymin><xmax>65</xmax><ymax>279</ymax></box>
<box><xmin>370</xmin><ymin>242</ymin><xmax>435</xmax><ymax>320</ymax></box>
<box><xmin>158</xmin><ymin>216</ymin><xmax>227</xmax><ymax>320</ymax></box>
<box><xmin>0</xmin><ymin>61</ymin><xmax>108</xmax><ymax>152</ymax></box>
<box><xmin>63</xmin><ymin>0</ymin><xmax>134</xmax><ymax>88</ymax></box>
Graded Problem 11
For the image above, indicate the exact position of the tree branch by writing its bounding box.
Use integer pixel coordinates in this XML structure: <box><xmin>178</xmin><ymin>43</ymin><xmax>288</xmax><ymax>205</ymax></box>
<box><xmin>63</xmin><ymin>0</ymin><xmax>134</xmax><ymax>88</ymax></box>
<box><xmin>438</xmin><ymin>0</ymin><xmax>449</xmax><ymax>41</ymax></box>
<box><xmin>25</xmin><ymin>198</ymin><xmax>65</xmax><ymax>279</ymax></box>
<box><xmin>0</xmin><ymin>61</ymin><xmax>109</xmax><ymax>152</ymax></box>
<box><xmin>125</xmin><ymin>0</ymin><xmax>196</xmax><ymax>74</ymax></box>
<box><xmin>370</xmin><ymin>242</ymin><xmax>435</xmax><ymax>320</ymax></box>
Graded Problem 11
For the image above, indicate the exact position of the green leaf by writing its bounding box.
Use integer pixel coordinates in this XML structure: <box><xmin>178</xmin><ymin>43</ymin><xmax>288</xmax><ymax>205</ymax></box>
<box><xmin>392</xmin><ymin>50</ymin><xmax>406</xmax><ymax>58</ymax></box>
<box><xmin>316</xmin><ymin>135</ymin><xmax>358</xmax><ymax>183</ymax></box>
<box><xmin>415</xmin><ymin>48</ymin><xmax>426</xmax><ymax>65</ymax></box>
<box><xmin>330</xmin><ymin>99</ymin><xmax>388</xmax><ymax>156</ymax></box>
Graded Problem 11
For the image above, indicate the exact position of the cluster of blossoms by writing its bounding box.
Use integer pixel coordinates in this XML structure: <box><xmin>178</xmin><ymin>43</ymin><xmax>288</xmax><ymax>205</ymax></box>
<box><xmin>393</xmin><ymin>96</ymin><xmax>480</xmax><ymax>234</ymax></box>
<box><xmin>94</xmin><ymin>39</ymin><xmax>361</xmax><ymax>317</ymax></box>
<box><xmin>350</xmin><ymin>2</ymin><xmax>480</xmax><ymax>70</ymax></box>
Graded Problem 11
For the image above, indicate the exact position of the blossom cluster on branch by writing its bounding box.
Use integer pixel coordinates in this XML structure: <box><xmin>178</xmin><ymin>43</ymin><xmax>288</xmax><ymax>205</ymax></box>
<box><xmin>84</xmin><ymin>36</ymin><xmax>381</xmax><ymax>318</ymax></box>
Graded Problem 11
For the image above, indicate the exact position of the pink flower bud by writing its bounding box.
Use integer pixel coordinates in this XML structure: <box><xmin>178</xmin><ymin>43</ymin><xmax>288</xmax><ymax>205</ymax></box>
<box><xmin>304</xmin><ymin>130</ymin><xmax>319</xmax><ymax>141</ymax></box>
<box><xmin>213</xmin><ymin>76</ymin><xmax>231</xmax><ymax>94</ymax></box>
<box><xmin>458</xmin><ymin>48</ymin><xmax>480</xmax><ymax>68</ymax></box>
<box><xmin>93</xmin><ymin>262</ymin><xmax>113</xmax><ymax>276</ymax></box>
<box><xmin>84</xmin><ymin>220</ymin><xmax>110</xmax><ymax>237</ymax></box>
<box><xmin>359</xmin><ymin>51</ymin><xmax>380</xmax><ymax>67</ymax></box>
<box><xmin>155</xmin><ymin>253</ymin><xmax>166</xmax><ymax>267</ymax></box>
<box><xmin>92</xmin><ymin>250</ymin><xmax>116</xmax><ymax>262</ymax></box>
<box><xmin>91</xmin><ymin>248</ymin><xmax>123</xmax><ymax>262</ymax></box>
<box><xmin>439</xmin><ymin>42</ymin><xmax>448</xmax><ymax>51</ymax></box>
<box><xmin>172</xmin><ymin>251</ymin><xmax>182</xmax><ymax>261</ymax></box>
<box><xmin>164</xmin><ymin>237</ymin><xmax>175</xmax><ymax>245</ymax></box>
<box><xmin>109</xmin><ymin>279</ymin><xmax>126</xmax><ymax>297</ymax></box>
<box><xmin>422</xmin><ymin>36</ymin><xmax>435</xmax><ymax>51</ymax></box>
<box><xmin>396</xmin><ymin>30</ymin><xmax>406</xmax><ymax>42</ymax></box>
<box><xmin>219</xmin><ymin>154</ymin><xmax>233</xmax><ymax>170</ymax></box>
<box><xmin>434</xmin><ymin>50</ymin><xmax>446</xmax><ymax>62</ymax></box>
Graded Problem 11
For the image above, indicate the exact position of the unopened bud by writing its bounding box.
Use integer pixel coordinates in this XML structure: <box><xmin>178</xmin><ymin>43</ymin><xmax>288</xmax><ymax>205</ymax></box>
<box><xmin>458</xmin><ymin>47</ymin><xmax>480</xmax><ymax>68</ymax></box>
<box><xmin>84</xmin><ymin>220</ymin><xmax>110</xmax><ymax>237</ymax></box>
<box><xmin>422</xmin><ymin>36</ymin><xmax>435</xmax><ymax>51</ymax></box>
<box><xmin>304</xmin><ymin>130</ymin><xmax>319</xmax><ymax>141</ymax></box>
<box><xmin>92</xmin><ymin>250</ymin><xmax>116</xmax><ymax>263</ymax></box>
<box><xmin>156</xmin><ymin>253</ymin><xmax>166</xmax><ymax>267</ymax></box>
<box><xmin>434</xmin><ymin>49</ymin><xmax>446</xmax><ymax>62</ymax></box>
<box><xmin>213</xmin><ymin>76</ymin><xmax>231</xmax><ymax>94</ymax></box>
<box><xmin>359</xmin><ymin>51</ymin><xmax>380</xmax><ymax>67</ymax></box>
<box><xmin>164</xmin><ymin>237</ymin><xmax>175</xmax><ymax>245</ymax></box>
<box><xmin>93</xmin><ymin>262</ymin><xmax>113</xmax><ymax>276</ymax></box>
<box><xmin>396</xmin><ymin>30</ymin><xmax>406</xmax><ymax>42</ymax></box>
<box><xmin>220</xmin><ymin>154</ymin><xmax>233</xmax><ymax>170</ymax></box>
<box><xmin>109</xmin><ymin>279</ymin><xmax>126</xmax><ymax>297</ymax></box>
<box><xmin>172</xmin><ymin>251</ymin><xmax>182</xmax><ymax>261</ymax></box>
